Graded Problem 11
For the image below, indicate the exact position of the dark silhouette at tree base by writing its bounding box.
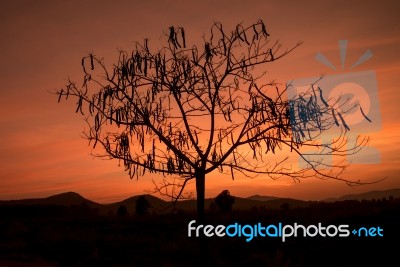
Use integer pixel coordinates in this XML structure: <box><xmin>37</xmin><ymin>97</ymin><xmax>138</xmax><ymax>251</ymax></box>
<box><xmin>135</xmin><ymin>195</ymin><xmax>150</xmax><ymax>215</ymax></box>
<box><xmin>215</xmin><ymin>190</ymin><xmax>235</xmax><ymax>212</ymax></box>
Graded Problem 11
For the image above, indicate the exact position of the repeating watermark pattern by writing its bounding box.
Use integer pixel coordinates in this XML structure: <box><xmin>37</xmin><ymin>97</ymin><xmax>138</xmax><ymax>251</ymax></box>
<box><xmin>188</xmin><ymin>220</ymin><xmax>384</xmax><ymax>242</ymax></box>
<box><xmin>287</xmin><ymin>40</ymin><xmax>381</xmax><ymax>166</ymax></box>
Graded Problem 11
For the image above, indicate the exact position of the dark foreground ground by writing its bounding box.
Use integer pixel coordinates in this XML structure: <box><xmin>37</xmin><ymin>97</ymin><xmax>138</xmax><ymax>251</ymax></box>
<box><xmin>0</xmin><ymin>199</ymin><xmax>399</xmax><ymax>267</ymax></box>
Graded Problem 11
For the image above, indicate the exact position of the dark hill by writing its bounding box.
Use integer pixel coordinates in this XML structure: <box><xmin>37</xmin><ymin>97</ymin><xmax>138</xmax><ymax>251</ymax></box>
<box><xmin>246</xmin><ymin>195</ymin><xmax>278</xmax><ymax>202</ymax></box>
<box><xmin>323</xmin><ymin>188</ymin><xmax>400</xmax><ymax>202</ymax></box>
<box><xmin>45</xmin><ymin>192</ymin><xmax>99</xmax><ymax>206</ymax></box>
<box><xmin>1</xmin><ymin>188</ymin><xmax>399</xmax><ymax>215</ymax></box>
<box><xmin>0</xmin><ymin>192</ymin><xmax>100</xmax><ymax>209</ymax></box>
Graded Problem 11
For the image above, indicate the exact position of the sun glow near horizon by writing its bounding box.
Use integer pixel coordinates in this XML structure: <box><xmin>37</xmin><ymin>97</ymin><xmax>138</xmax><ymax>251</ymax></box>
<box><xmin>0</xmin><ymin>0</ymin><xmax>399</xmax><ymax>203</ymax></box>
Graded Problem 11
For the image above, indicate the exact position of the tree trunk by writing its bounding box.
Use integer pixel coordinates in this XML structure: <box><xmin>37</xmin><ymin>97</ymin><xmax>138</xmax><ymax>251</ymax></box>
<box><xmin>195</xmin><ymin>170</ymin><xmax>205</xmax><ymax>223</ymax></box>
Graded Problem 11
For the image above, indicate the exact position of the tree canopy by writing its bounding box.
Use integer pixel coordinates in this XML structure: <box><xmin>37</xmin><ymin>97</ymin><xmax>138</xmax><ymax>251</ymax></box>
<box><xmin>56</xmin><ymin>20</ymin><xmax>371</xmax><ymax>220</ymax></box>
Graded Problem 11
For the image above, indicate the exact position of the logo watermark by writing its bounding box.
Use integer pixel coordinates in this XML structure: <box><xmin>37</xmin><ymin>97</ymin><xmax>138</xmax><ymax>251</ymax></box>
<box><xmin>188</xmin><ymin>220</ymin><xmax>384</xmax><ymax>242</ymax></box>
<box><xmin>287</xmin><ymin>40</ymin><xmax>381</xmax><ymax>166</ymax></box>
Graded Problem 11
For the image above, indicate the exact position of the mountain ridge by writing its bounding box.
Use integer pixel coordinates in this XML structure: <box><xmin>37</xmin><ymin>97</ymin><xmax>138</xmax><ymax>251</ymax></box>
<box><xmin>323</xmin><ymin>188</ymin><xmax>400</xmax><ymax>202</ymax></box>
<box><xmin>1</xmin><ymin>188</ymin><xmax>399</xmax><ymax>214</ymax></box>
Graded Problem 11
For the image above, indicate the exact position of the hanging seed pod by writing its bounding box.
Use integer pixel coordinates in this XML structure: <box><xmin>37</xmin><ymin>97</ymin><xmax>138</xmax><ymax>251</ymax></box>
<box><xmin>152</xmin><ymin>140</ymin><xmax>155</xmax><ymax>161</ymax></box>
<box><xmin>192</xmin><ymin>46</ymin><xmax>198</xmax><ymax>62</ymax></box>
<box><xmin>95</xmin><ymin>113</ymin><xmax>100</xmax><ymax>132</ymax></box>
<box><xmin>331</xmin><ymin>109</ymin><xmax>339</xmax><ymax>126</ymax></box>
<box><xmin>102</xmin><ymin>91</ymin><xmax>107</xmax><ymax>110</ymax></box>
<box><xmin>236</xmin><ymin>26</ymin><xmax>245</xmax><ymax>42</ymax></box>
<box><xmin>222</xmin><ymin>38</ymin><xmax>227</xmax><ymax>55</ymax></box>
<box><xmin>144</xmin><ymin>56</ymin><xmax>147</xmax><ymax>76</ymax></box>
<box><xmin>154</xmin><ymin>55</ymin><xmax>160</xmax><ymax>78</ymax></box>
<box><xmin>130</xmin><ymin>55</ymin><xmax>135</xmax><ymax>75</ymax></box>
<box><xmin>82</xmin><ymin>57</ymin><xmax>88</xmax><ymax>74</ymax></box>
<box><xmin>260</xmin><ymin>20</ymin><xmax>270</xmax><ymax>37</ymax></box>
<box><xmin>337</xmin><ymin>112</ymin><xmax>350</xmax><ymax>131</ymax></box>
<box><xmin>240</xmin><ymin>25</ymin><xmax>250</xmax><ymax>45</ymax></box>
<box><xmin>168</xmin><ymin>26</ymin><xmax>176</xmax><ymax>48</ymax></box>
<box><xmin>109</xmin><ymin>107</ymin><xmax>113</xmax><ymax>125</ymax></box>
<box><xmin>318</xmin><ymin>87</ymin><xmax>329</xmax><ymax>108</ymax></box>
<box><xmin>90</xmin><ymin>53</ymin><xmax>94</xmax><ymax>70</ymax></box>
<box><xmin>269</xmin><ymin>49</ymin><xmax>274</xmax><ymax>61</ymax></box>
<box><xmin>58</xmin><ymin>89</ymin><xmax>63</xmax><ymax>103</ymax></box>
<box><xmin>180</xmin><ymin>27</ymin><xmax>186</xmax><ymax>48</ymax></box>
<box><xmin>116</xmin><ymin>109</ymin><xmax>120</xmax><ymax>126</ymax></box>
<box><xmin>182</xmin><ymin>61</ymin><xmax>187</xmax><ymax>82</ymax></box>
<box><xmin>75</xmin><ymin>97</ymin><xmax>83</xmax><ymax>114</ymax></box>
<box><xmin>205</xmin><ymin>42</ymin><xmax>212</xmax><ymax>62</ymax></box>
<box><xmin>252</xmin><ymin>24</ymin><xmax>259</xmax><ymax>40</ymax></box>
<box><xmin>268</xmin><ymin>102</ymin><xmax>276</xmax><ymax>118</ymax></box>
<box><xmin>122</xmin><ymin>65</ymin><xmax>128</xmax><ymax>78</ymax></box>
<box><xmin>360</xmin><ymin>106</ymin><xmax>372</xmax><ymax>122</ymax></box>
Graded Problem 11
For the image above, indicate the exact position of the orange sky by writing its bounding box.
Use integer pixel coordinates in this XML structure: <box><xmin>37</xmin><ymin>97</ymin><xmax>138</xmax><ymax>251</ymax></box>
<box><xmin>1</xmin><ymin>0</ymin><xmax>400</xmax><ymax>203</ymax></box>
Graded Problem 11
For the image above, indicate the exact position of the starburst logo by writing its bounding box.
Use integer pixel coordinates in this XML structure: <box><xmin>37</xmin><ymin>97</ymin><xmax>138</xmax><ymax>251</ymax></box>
<box><xmin>315</xmin><ymin>40</ymin><xmax>373</xmax><ymax>71</ymax></box>
<box><xmin>288</xmin><ymin>40</ymin><xmax>381</xmax><ymax>166</ymax></box>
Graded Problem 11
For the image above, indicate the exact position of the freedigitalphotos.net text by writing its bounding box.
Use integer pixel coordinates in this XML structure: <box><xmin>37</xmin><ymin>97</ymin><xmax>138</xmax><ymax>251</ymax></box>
<box><xmin>188</xmin><ymin>220</ymin><xmax>383</xmax><ymax>242</ymax></box>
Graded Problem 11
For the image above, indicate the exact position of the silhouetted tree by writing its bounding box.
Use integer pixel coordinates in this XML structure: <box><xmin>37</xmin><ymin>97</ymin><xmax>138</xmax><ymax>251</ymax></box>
<box><xmin>135</xmin><ymin>195</ymin><xmax>150</xmax><ymax>215</ymax></box>
<box><xmin>117</xmin><ymin>205</ymin><xmax>128</xmax><ymax>217</ymax></box>
<box><xmin>56</xmin><ymin>20</ymin><xmax>371</xmax><ymax>221</ymax></box>
<box><xmin>215</xmin><ymin>190</ymin><xmax>235</xmax><ymax>212</ymax></box>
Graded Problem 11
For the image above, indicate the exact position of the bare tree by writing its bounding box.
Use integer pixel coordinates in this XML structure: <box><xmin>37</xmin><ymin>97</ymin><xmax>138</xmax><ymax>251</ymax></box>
<box><xmin>56</xmin><ymin>20</ymin><xmax>372</xmax><ymax>221</ymax></box>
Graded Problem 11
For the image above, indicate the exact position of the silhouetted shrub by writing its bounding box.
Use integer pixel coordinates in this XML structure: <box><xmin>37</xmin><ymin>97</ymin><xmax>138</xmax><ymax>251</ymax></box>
<box><xmin>117</xmin><ymin>205</ymin><xmax>128</xmax><ymax>217</ymax></box>
<box><xmin>135</xmin><ymin>196</ymin><xmax>150</xmax><ymax>215</ymax></box>
<box><xmin>215</xmin><ymin>190</ymin><xmax>235</xmax><ymax>212</ymax></box>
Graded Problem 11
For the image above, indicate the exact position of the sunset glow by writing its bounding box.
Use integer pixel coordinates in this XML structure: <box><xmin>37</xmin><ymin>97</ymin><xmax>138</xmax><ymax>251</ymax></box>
<box><xmin>1</xmin><ymin>0</ymin><xmax>400</xmax><ymax>203</ymax></box>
